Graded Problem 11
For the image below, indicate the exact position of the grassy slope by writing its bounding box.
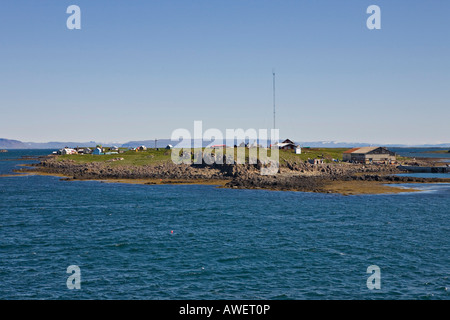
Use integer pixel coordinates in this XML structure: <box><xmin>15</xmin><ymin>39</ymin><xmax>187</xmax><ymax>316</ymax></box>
<box><xmin>58</xmin><ymin>149</ymin><xmax>172</xmax><ymax>166</ymax></box>
<box><xmin>279</xmin><ymin>148</ymin><xmax>345</xmax><ymax>163</ymax></box>
<box><xmin>57</xmin><ymin>148</ymin><xmax>347</xmax><ymax>167</ymax></box>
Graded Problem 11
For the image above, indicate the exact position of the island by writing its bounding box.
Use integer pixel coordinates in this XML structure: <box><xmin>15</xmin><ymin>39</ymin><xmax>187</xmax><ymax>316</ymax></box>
<box><xmin>14</xmin><ymin>146</ymin><xmax>450</xmax><ymax>196</ymax></box>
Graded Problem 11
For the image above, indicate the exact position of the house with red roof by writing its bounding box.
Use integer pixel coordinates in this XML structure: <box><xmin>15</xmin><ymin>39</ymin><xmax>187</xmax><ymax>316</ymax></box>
<box><xmin>343</xmin><ymin>147</ymin><xmax>396</xmax><ymax>164</ymax></box>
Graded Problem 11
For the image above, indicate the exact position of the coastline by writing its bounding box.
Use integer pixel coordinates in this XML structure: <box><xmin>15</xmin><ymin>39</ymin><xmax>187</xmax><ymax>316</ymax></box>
<box><xmin>11</xmin><ymin>155</ymin><xmax>450</xmax><ymax>195</ymax></box>
<box><xmin>11</xmin><ymin>168</ymin><xmax>422</xmax><ymax>195</ymax></box>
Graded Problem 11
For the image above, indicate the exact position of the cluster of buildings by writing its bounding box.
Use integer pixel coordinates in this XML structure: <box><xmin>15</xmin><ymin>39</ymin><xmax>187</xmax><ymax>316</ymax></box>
<box><xmin>55</xmin><ymin>140</ymin><xmax>397</xmax><ymax>165</ymax></box>
<box><xmin>129</xmin><ymin>145</ymin><xmax>147</xmax><ymax>152</ymax></box>
<box><xmin>56</xmin><ymin>144</ymin><xmax>173</xmax><ymax>156</ymax></box>
<box><xmin>273</xmin><ymin>140</ymin><xmax>397</xmax><ymax>165</ymax></box>
<box><xmin>206</xmin><ymin>139</ymin><xmax>397</xmax><ymax>165</ymax></box>
<box><xmin>57</xmin><ymin>146</ymin><xmax>120</xmax><ymax>156</ymax></box>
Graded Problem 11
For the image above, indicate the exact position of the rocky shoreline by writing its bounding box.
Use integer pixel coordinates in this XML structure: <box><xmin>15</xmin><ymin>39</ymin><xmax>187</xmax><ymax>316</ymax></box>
<box><xmin>14</xmin><ymin>156</ymin><xmax>450</xmax><ymax>195</ymax></box>
<box><xmin>22</xmin><ymin>156</ymin><xmax>400</xmax><ymax>179</ymax></box>
<box><xmin>227</xmin><ymin>173</ymin><xmax>450</xmax><ymax>193</ymax></box>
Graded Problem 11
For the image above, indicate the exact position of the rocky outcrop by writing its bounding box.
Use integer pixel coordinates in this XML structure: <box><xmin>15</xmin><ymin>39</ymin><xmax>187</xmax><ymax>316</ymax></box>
<box><xmin>31</xmin><ymin>159</ymin><xmax>227</xmax><ymax>180</ymax></box>
<box><xmin>226</xmin><ymin>172</ymin><xmax>450</xmax><ymax>192</ymax></box>
<box><xmin>21</xmin><ymin>157</ymin><xmax>450</xmax><ymax>193</ymax></box>
<box><xmin>225</xmin><ymin>175</ymin><xmax>327</xmax><ymax>192</ymax></box>
<box><xmin>31</xmin><ymin>157</ymin><xmax>401</xmax><ymax>179</ymax></box>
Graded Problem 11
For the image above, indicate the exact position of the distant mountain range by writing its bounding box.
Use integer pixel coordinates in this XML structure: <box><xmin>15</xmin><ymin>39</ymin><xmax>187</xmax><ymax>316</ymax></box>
<box><xmin>0</xmin><ymin>138</ymin><xmax>102</xmax><ymax>149</ymax></box>
<box><xmin>1</xmin><ymin>138</ymin><xmax>449</xmax><ymax>149</ymax></box>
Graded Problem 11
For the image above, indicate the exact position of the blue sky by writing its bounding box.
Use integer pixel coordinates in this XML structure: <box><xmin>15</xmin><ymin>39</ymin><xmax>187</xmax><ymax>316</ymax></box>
<box><xmin>0</xmin><ymin>0</ymin><xmax>449</xmax><ymax>144</ymax></box>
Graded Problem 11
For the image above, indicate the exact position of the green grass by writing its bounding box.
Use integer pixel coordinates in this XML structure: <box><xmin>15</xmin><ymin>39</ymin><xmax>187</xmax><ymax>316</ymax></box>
<box><xmin>279</xmin><ymin>148</ymin><xmax>346</xmax><ymax>164</ymax></box>
<box><xmin>56</xmin><ymin>148</ymin><xmax>347</xmax><ymax>167</ymax></box>
<box><xmin>58</xmin><ymin>149</ymin><xmax>172</xmax><ymax>166</ymax></box>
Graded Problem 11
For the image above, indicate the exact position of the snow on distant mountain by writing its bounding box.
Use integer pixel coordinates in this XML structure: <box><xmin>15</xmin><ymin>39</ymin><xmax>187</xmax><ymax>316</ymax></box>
<box><xmin>1</xmin><ymin>138</ymin><xmax>449</xmax><ymax>149</ymax></box>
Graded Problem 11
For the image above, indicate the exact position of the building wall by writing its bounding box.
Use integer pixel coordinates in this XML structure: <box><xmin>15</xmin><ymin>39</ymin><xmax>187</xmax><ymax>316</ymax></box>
<box><xmin>281</xmin><ymin>144</ymin><xmax>296</xmax><ymax>150</ymax></box>
<box><xmin>364</xmin><ymin>154</ymin><xmax>396</xmax><ymax>163</ymax></box>
<box><xmin>343</xmin><ymin>153</ymin><xmax>352</xmax><ymax>162</ymax></box>
<box><xmin>344</xmin><ymin>152</ymin><xmax>396</xmax><ymax>163</ymax></box>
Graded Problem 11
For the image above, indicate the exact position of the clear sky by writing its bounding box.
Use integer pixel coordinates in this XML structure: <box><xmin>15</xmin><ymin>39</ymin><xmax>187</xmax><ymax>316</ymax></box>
<box><xmin>0</xmin><ymin>0</ymin><xmax>449</xmax><ymax>144</ymax></box>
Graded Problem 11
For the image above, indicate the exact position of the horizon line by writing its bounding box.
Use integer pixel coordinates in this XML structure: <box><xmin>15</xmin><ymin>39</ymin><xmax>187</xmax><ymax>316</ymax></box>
<box><xmin>1</xmin><ymin>137</ymin><xmax>449</xmax><ymax>147</ymax></box>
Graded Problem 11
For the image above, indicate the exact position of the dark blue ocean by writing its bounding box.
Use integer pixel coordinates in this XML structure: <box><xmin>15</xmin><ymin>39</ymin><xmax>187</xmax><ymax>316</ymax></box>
<box><xmin>0</xmin><ymin>150</ymin><xmax>449</xmax><ymax>300</ymax></box>
<box><xmin>391</xmin><ymin>147</ymin><xmax>450</xmax><ymax>162</ymax></box>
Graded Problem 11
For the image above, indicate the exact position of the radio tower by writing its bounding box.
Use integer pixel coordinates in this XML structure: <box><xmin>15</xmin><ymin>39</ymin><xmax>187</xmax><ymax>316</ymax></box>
<box><xmin>272</xmin><ymin>69</ymin><xmax>276</xmax><ymax>130</ymax></box>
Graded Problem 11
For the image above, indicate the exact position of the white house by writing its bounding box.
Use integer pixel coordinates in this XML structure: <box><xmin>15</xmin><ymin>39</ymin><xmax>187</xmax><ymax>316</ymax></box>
<box><xmin>272</xmin><ymin>139</ymin><xmax>298</xmax><ymax>151</ymax></box>
<box><xmin>61</xmin><ymin>148</ymin><xmax>77</xmax><ymax>155</ymax></box>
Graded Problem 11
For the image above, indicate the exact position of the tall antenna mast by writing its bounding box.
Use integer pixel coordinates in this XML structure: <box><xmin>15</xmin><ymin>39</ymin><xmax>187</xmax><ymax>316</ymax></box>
<box><xmin>272</xmin><ymin>69</ymin><xmax>276</xmax><ymax>130</ymax></box>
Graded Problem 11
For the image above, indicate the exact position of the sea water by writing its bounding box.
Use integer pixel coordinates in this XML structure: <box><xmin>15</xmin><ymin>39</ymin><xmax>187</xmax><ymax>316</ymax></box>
<box><xmin>0</xmin><ymin>150</ymin><xmax>449</xmax><ymax>299</ymax></box>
